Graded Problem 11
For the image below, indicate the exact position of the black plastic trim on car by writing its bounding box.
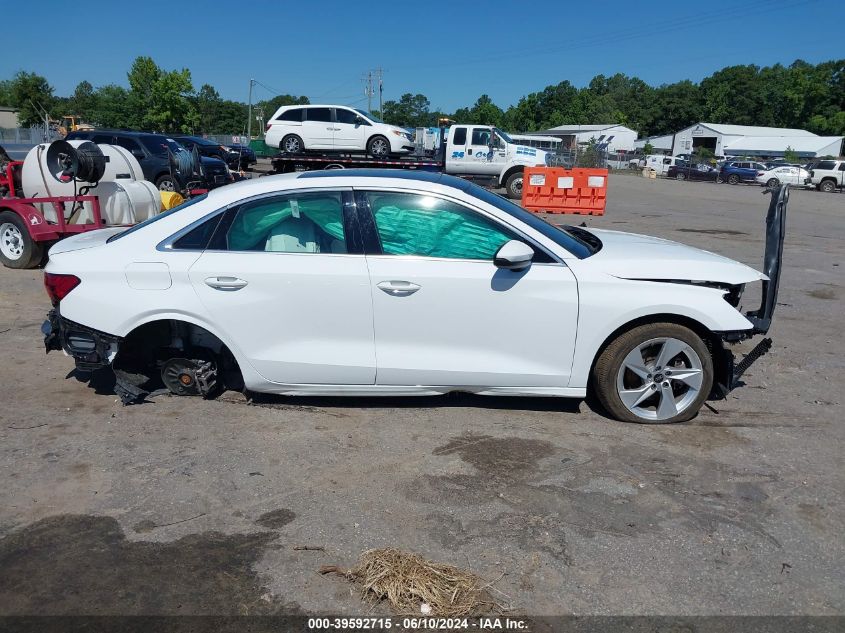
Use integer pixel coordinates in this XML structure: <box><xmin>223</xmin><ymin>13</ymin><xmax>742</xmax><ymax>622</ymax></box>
<box><xmin>745</xmin><ymin>184</ymin><xmax>788</xmax><ymax>334</ymax></box>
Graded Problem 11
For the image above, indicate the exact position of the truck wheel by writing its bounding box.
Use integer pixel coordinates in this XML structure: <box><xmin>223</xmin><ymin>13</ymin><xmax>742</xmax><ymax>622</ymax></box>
<box><xmin>727</xmin><ymin>174</ymin><xmax>740</xmax><ymax>185</ymax></box>
<box><xmin>819</xmin><ymin>179</ymin><xmax>836</xmax><ymax>193</ymax></box>
<box><xmin>675</xmin><ymin>171</ymin><xmax>686</xmax><ymax>180</ymax></box>
<box><xmin>0</xmin><ymin>211</ymin><xmax>43</xmax><ymax>269</ymax></box>
<box><xmin>504</xmin><ymin>171</ymin><xmax>524</xmax><ymax>199</ymax></box>
<box><xmin>281</xmin><ymin>134</ymin><xmax>304</xmax><ymax>154</ymax></box>
<box><xmin>592</xmin><ymin>322</ymin><xmax>713</xmax><ymax>424</ymax></box>
<box><xmin>367</xmin><ymin>136</ymin><xmax>390</xmax><ymax>158</ymax></box>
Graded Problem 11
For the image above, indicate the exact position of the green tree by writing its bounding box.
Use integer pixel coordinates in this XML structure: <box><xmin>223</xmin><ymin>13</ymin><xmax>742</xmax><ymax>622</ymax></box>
<box><xmin>148</xmin><ymin>68</ymin><xmax>198</xmax><ymax>133</ymax></box>
<box><xmin>642</xmin><ymin>141</ymin><xmax>654</xmax><ymax>155</ymax></box>
<box><xmin>0</xmin><ymin>80</ymin><xmax>12</xmax><ymax>107</ymax></box>
<box><xmin>127</xmin><ymin>56</ymin><xmax>162</xmax><ymax>129</ymax></box>
<box><xmin>575</xmin><ymin>137</ymin><xmax>603</xmax><ymax>167</ymax></box>
<box><xmin>9</xmin><ymin>71</ymin><xmax>55</xmax><ymax>126</ymax></box>
<box><xmin>783</xmin><ymin>146</ymin><xmax>799</xmax><ymax>163</ymax></box>
<box><xmin>67</xmin><ymin>80</ymin><xmax>95</xmax><ymax>117</ymax></box>
<box><xmin>88</xmin><ymin>84</ymin><xmax>132</xmax><ymax>128</ymax></box>
<box><xmin>382</xmin><ymin>93</ymin><xmax>433</xmax><ymax>127</ymax></box>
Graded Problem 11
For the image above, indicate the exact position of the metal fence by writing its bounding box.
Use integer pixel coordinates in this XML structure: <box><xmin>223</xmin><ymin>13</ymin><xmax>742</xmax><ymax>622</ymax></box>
<box><xmin>0</xmin><ymin>125</ymin><xmax>61</xmax><ymax>144</ymax></box>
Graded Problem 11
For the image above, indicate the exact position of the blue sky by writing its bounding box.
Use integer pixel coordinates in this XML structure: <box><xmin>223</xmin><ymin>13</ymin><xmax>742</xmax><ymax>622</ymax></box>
<box><xmin>3</xmin><ymin>0</ymin><xmax>841</xmax><ymax>112</ymax></box>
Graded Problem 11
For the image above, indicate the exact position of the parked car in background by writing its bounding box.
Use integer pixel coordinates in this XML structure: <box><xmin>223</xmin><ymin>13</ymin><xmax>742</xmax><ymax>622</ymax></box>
<box><xmin>641</xmin><ymin>154</ymin><xmax>687</xmax><ymax>176</ymax></box>
<box><xmin>667</xmin><ymin>162</ymin><xmax>720</xmax><ymax>182</ymax></box>
<box><xmin>265</xmin><ymin>104</ymin><xmax>415</xmax><ymax>157</ymax></box>
<box><xmin>755</xmin><ymin>165</ymin><xmax>810</xmax><ymax>188</ymax></box>
<box><xmin>805</xmin><ymin>159</ymin><xmax>845</xmax><ymax>192</ymax></box>
<box><xmin>66</xmin><ymin>130</ymin><xmax>233</xmax><ymax>191</ymax></box>
<box><xmin>42</xmin><ymin>170</ymin><xmax>785</xmax><ymax>424</ymax></box>
<box><xmin>719</xmin><ymin>160</ymin><xmax>768</xmax><ymax>185</ymax></box>
<box><xmin>227</xmin><ymin>143</ymin><xmax>257</xmax><ymax>170</ymax></box>
<box><xmin>171</xmin><ymin>135</ymin><xmax>242</xmax><ymax>171</ymax></box>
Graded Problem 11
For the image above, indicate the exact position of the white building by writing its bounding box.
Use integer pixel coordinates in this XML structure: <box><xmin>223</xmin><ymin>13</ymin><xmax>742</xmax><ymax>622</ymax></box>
<box><xmin>672</xmin><ymin>123</ymin><xmax>842</xmax><ymax>159</ymax></box>
<box><xmin>634</xmin><ymin>134</ymin><xmax>673</xmax><ymax>154</ymax></box>
<box><xmin>0</xmin><ymin>106</ymin><xmax>20</xmax><ymax>129</ymax></box>
<box><xmin>523</xmin><ymin>124</ymin><xmax>638</xmax><ymax>153</ymax></box>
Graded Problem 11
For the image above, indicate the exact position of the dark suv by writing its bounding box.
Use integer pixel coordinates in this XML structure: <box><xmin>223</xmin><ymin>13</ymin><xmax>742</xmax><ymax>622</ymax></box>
<box><xmin>65</xmin><ymin>130</ymin><xmax>232</xmax><ymax>191</ymax></box>
<box><xmin>171</xmin><ymin>135</ymin><xmax>255</xmax><ymax>171</ymax></box>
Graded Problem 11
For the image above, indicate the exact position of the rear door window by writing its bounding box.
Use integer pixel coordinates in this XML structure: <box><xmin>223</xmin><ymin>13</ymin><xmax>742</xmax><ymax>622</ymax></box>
<box><xmin>224</xmin><ymin>192</ymin><xmax>347</xmax><ymax>254</ymax></box>
<box><xmin>306</xmin><ymin>108</ymin><xmax>332</xmax><ymax>123</ymax></box>
<box><xmin>452</xmin><ymin>127</ymin><xmax>467</xmax><ymax>145</ymax></box>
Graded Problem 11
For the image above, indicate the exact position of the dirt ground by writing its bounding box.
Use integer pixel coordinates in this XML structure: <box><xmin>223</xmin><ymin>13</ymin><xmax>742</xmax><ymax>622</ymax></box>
<box><xmin>0</xmin><ymin>173</ymin><xmax>842</xmax><ymax>617</ymax></box>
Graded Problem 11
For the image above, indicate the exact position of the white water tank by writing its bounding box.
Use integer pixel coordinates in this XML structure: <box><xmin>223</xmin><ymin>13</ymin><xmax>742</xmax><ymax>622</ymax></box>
<box><xmin>20</xmin><ymin>141</ymin><xmax>160</xmax><ymax>225</ymax></box>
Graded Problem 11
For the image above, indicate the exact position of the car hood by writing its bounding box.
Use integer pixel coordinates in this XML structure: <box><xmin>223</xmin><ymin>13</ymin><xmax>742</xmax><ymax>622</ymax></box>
<box><xmin>584</xmin><ymin>228</ymin><xmax>766</xmax><ymax>285</ymax></box>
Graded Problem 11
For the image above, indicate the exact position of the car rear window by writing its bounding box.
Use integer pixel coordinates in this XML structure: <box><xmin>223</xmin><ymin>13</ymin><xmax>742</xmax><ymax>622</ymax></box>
<box><xmin>815</xmin><ymin>160</ymin><xmax>836</xmax><ymax>170</ymax></box>
<box><xmin>277</xmin><ymin>108</ymin><xmax>303</xmax><ymax>122</ymax></box>
<box><xmin>107</xmin><ymin>194</ymin><xmax>208</xmax><ymax>243</ymax></box>
<box><xmin>140</xmin><ymin>135</ymin><xmax>183</xmax><ymax>156</ymax></box>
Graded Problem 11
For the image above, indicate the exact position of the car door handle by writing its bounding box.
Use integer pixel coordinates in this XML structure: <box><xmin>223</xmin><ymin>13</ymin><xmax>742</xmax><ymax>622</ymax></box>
<box><xmin>377</xmin><ymin>280</ymin><xmax>420</xmax><ymax>296</ymax></box>
<box><xmin>205</xmin><ymin>276</ymin><xmax>248</xmax><ymax>290</ymax></box>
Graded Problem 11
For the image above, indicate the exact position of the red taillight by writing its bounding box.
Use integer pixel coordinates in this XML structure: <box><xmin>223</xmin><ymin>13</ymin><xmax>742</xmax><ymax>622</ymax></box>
<box><xmin>265</xmin><ymin>123</ymin><xmax>271</xmax><ymax>132</ymax></box>
<box><xmin>44</xmin><ymin>273</ymin><xmax>80</xmax><ymax>306</ymax></box>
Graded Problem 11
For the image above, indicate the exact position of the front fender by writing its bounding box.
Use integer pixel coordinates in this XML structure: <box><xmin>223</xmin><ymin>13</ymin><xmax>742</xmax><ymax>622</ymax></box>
<box><xmin>568</xmin><ymin>277</ymin><xmax>753</xmax><ymax>388</ymax></box>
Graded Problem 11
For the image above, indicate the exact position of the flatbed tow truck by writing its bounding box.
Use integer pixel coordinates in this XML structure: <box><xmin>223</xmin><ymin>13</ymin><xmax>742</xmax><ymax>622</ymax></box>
<box><xmin>268</xmin><ymin>122</ymin><xmax>560</xmax><ymax>199</ymax></box>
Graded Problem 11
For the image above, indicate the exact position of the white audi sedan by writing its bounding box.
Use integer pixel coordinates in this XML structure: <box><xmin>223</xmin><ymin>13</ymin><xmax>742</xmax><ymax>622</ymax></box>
<box><xmin>42</xmin><ymin>171</ymin><xmax>786</xmax><ymax>423</ymax></box>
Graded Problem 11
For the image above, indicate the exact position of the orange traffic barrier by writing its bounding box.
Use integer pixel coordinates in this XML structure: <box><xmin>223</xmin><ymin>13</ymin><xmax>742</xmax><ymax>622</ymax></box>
<box><xmin>521</xmin><ymin>167</ymin><xmax>608</xmax><ymax>215</ymax></box>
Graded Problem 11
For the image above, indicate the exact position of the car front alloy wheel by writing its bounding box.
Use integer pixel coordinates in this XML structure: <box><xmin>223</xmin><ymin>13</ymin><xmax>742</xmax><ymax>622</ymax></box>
<box><xmin>593</xmin><ymin>323</ymin><xmax>714</xmax><ymax>423</ymax></box>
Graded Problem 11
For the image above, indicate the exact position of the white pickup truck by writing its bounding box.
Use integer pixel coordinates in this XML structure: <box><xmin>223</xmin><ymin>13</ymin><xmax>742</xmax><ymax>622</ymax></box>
<box><xmin>806</xmin><ymin>159</ymin><xmax>845</xmax><ymax>192</ymax></box>
<box><xmin>270</xmin><ymin>124</ymin><xmax>556</xmax><ymax>199</ymax></box>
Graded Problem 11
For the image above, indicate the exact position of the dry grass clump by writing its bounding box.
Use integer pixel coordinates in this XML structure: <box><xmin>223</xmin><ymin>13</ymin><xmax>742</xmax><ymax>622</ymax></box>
<box><xmin>320</xmin><ymin>548</ymin><xmax>504</xmax><ymax>617</ymax></box>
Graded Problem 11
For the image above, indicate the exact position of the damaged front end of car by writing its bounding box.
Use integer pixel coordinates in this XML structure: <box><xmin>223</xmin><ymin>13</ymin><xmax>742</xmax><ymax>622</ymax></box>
<box><xmin>713</xmin><ymin>184</ymin><xmax>788</xmax><ymax>396</ymax></box>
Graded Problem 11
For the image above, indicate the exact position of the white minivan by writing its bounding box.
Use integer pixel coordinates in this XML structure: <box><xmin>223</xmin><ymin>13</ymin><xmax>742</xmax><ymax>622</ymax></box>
<box><xmin>265</xmin><ymin>105</ymin><xmax>415</xmax><ymax>157</ymax></box>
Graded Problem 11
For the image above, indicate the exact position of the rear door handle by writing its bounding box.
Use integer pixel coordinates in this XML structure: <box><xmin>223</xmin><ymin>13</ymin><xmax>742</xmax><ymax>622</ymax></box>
<box><xmin>205</xmin><ymin>276</ymin><xmax>248</xmax><ymax>291</ymax></box>
<box><xmin>377</xmin><ymin>280</ymin><xmax>420</xmax><ymax>296</ymax></box>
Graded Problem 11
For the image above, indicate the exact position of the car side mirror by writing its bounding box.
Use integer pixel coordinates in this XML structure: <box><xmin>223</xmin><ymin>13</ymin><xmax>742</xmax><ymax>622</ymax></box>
<box><xmin>494</xmin><ymin>240</ymin><xmax>534</xmax><ymax>271</ymax></box>
<box><xmin>356</xmin><ymin>116</ymin><xmax>365</xmax><ymax>125</ymax></box>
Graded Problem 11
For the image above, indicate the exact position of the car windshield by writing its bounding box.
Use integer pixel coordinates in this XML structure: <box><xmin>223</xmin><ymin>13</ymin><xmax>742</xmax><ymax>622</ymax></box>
<box><xmin>465</xmin><ymin>182</ymin><xmax>598</xmax><ymax>259</ymax></box>
<box><xmin>106</xmin><ymin>194</ymin><xmax>208</xmax><ymax>243</ymax></box>
<box><xmin>493</xmin><ymin>128</ymin><xmax>514</xmax><ymax>144</ymax></box>
<box><xmin>355</xmin><ymin>109</ymin><xmax>383</xmax><ymax>123</ymax></box>
<box><xmin>140</xmin><ymin>135</ymin><xmax>186</xmax><ymax>156</ymax></box>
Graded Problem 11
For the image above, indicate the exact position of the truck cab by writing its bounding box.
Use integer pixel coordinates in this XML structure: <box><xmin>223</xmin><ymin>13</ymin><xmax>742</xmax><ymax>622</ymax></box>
<box><xmin>444</xmin><ymin>125</ymin><xmax>551</xmax><ymax>199</ymax></box>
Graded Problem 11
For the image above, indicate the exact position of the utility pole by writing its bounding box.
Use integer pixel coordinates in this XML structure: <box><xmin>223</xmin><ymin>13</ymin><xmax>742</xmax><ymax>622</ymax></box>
<box><xmin>247</xmin><ymin>78</ymin><xmax>255</xmax><ymax>141</ymax></box>
<box><xmin>376</xmin><ymin>68</ymin><xmax>384</xmax><ymax>115</ymax></box>
<box><xmin>365</xmin><ymin>71</ymin><xmax>374</xmax><ymax>112</ymax></box>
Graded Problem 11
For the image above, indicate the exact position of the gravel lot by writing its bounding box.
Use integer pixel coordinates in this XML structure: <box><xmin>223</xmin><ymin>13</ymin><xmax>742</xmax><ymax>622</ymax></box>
<box><xmin>0</xmin><ymin>174</ymin><xmax>842</xmax><ymax>617</ymax></box>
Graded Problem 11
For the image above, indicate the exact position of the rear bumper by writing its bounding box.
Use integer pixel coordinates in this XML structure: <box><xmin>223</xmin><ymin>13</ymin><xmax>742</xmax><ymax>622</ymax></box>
<box><xmin>43</xmin><ymin>309</ymin><xmax>120</xmax><ymax>371</ymax></box>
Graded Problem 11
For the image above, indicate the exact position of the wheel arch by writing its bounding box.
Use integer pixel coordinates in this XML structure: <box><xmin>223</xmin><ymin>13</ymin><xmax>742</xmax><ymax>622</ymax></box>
<box><xmin>586</xmin><ymin>312</ymin><xmax>727</xmax><ymax>397</ymax></box>
<box><xmin>116</xmin><ymin>317</ymin><xmax>245</xmax><ymax>390</ymax></box>
<box><xmin>499</xmin><ymin>164</ymin><xmax>524</xmax><ymax>187</ymax></box>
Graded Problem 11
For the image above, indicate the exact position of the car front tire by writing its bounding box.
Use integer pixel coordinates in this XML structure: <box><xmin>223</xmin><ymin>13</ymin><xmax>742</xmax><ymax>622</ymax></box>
<box><xmin>367</xmin><ymin>135</ymin><xmax>390</xmax><ymax>158</ymax></box>
<box><xmin>727</xmin><ymin>174</ymin><xmax>740</xmax><ymax>185</ymax></box>
<box><xmin>504</xmin><ymin>171</ymin><xmax>524</xmax><ymax>199</ymax></box>
<box><xmin>592</xmin><ymin>322</ymin><xmax>714</xmax><ymax>424</ymax></box>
